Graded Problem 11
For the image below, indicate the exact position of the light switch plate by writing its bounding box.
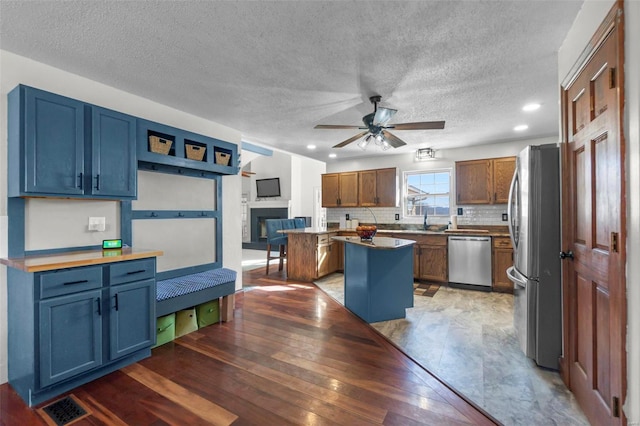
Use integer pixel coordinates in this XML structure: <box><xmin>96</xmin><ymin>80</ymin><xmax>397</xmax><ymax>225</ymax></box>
<box><xmin>88</xmin><ymin>217</ymin><xmax>106</xmax><ymax>232</ymax></box>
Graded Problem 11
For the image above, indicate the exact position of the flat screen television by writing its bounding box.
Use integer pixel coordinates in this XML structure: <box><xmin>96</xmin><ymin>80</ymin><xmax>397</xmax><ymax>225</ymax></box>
<box><xmin>256</xmin><ymin>178</ymin><xmax>281</xmax><ymax>198</ymax></box>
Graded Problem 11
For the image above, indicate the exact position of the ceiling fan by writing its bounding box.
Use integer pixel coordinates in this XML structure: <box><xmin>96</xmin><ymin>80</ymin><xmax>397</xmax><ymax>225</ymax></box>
<box><xmin>314</xmin><ymin>96</ymin><xmax>445</xmax><ymax>149</ymax></box>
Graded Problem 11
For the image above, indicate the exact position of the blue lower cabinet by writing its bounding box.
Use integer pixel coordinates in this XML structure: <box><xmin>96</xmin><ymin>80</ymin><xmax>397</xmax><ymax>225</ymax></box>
<box><xmin>7</xmin><ymin>258</ymin><xmax>157</xmax><ymax>406</ymax></box>
<box><xmin>39</xmin><ymin>290</ymin><xmax>103</xmax><ymax>388</ymax></box>
<box><xmin>109</xmin><ymin>278</ymin><xmax>156</xmax><ymax>359</ymax></box>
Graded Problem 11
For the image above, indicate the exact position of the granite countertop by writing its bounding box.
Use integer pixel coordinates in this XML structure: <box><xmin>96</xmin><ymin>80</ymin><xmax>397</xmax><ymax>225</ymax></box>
<box><xmin>0</xmin><ymin>247</ymin><xmax>164</xmax><ymax>273</ymax></box>
<box><xmin>281</xmin><ymin>227</ymin><xmax>510</xmax><ymax>238</ymax></box>
<box><xmin>332</xmin><ymin>236</ymin><xmax>416</xmax><ymax>249</ymax></box>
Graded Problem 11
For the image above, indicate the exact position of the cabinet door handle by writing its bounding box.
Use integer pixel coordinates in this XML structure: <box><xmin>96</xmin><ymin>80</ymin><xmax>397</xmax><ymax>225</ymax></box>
<box><xmin>114</xmin><ymin>294</ymin><xmax>119</xmax><ymax>311</ymax></box>
<box><xmin>77</xmin><ymin>172</ymin><xmax>84</xmax><ymax>189</ymax></box>
<box><xmin>494</xmin><ymin>192</ymin><xmax>497</xmax><ymax>202</ymax></box>
<box><xmin>126</xmin><ymin>269</ymin><xmax>146</xmax><ymax>275</ymax></box>
<box><xmin>63</xmin><ymin>279</ymin><xmax>89</xmax><ymax>286</ymax></box>
<box><xmin>95</xmin><ymin>174</ymin><xmax>100</xmax><ymax>191</ymax></box>
<box><xmin>97</xmin><ymin>297</ymin><xmax>101</xmax><ymax>316</ymax></box>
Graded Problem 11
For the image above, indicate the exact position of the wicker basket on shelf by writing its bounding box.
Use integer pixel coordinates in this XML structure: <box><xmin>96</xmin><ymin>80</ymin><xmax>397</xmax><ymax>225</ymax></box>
<box><xmin>215</xmin><ymin>151</ymin><xmax>231</xmax><ymax>166</ymax></box>
<box><xmin>185</xmin><ymin>144</ymin><xmax>206</xmax><ymax>161</ymax></box>
<box><xmin>149</xmin><ymin>135</ymin><xmax>172</xmax><ymax>155</ymax></box>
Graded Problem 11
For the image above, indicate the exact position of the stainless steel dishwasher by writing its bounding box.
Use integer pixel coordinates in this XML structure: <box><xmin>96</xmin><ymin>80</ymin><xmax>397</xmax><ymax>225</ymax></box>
<box><xmin>448</xmin><ymin>236</ymin><xmax>492</xmax><ymax>287</ymax></box>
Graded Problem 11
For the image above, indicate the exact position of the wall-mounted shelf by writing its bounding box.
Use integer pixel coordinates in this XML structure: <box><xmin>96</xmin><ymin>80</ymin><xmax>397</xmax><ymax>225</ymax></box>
<box><xmin>137</xmin><ymin>119</ymin><xmax>238</xmax><ymax>176</ymax></box>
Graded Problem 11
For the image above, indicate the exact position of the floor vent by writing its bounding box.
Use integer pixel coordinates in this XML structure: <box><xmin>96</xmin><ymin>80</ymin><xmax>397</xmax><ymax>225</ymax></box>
<box><xmin>40</xmin><ymin>395</ymin><xmax>88</xmax><ymax>426</ymax></box>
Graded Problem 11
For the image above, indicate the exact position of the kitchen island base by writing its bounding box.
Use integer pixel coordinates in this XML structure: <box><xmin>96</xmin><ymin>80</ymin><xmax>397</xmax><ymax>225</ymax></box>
<box><xmin>336</xmin><ymin>237</ymin><xmax>415</xmax><ymax>323</ymax></box>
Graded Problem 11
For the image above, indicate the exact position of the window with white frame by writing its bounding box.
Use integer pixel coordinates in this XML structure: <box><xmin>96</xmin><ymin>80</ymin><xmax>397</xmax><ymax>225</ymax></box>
<box><xmin>404</xmin><ymin>169</ymin><xmax>451</xmax><ymax>217</ymax></box>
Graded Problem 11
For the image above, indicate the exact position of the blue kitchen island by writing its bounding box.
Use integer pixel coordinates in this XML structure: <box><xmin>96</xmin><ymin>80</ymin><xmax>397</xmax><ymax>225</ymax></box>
<box><xmin>332</xmin><ymin>236</ymin><xmax>416</xmax><ymax>323</ymax></box>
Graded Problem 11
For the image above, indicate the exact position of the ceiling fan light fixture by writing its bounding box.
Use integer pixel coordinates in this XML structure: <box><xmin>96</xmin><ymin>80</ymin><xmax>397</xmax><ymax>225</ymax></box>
<box><xmin>358</xmin><ymin>135</ymin><xmax>372</xmax><ymax>151</ymax></box>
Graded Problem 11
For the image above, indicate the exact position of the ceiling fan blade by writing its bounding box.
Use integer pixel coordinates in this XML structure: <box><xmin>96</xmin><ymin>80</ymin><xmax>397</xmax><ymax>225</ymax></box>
<box><xmin>333</xmin><ymin>131</ymin><xmax>369</xmax><ymax>148</ymax></box>
<box><xmin>381</xmin><ymin>130</ymin><xmax>407</xmax><ymax>148</ymax></box>
<box><xmin>315</xmin><ymin>124</ymin><xmax>363</xmax><ymax>130</ymax></box>
<box><xmin>388</xmin><ymin>121</ymin><xmax>446</xmax><ymax>130</ymax></box>
<box><xmin>373</xmin><ymin>107</ymin><xmax>397</xmax><ymax>126</ymax></box>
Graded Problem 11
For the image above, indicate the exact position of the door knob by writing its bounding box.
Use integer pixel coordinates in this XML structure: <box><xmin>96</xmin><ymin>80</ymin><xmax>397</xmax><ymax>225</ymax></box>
<box><xmin>559</xmin><ymin>251</ymin><xmax>574</xmax><ymax>260</ymax></box>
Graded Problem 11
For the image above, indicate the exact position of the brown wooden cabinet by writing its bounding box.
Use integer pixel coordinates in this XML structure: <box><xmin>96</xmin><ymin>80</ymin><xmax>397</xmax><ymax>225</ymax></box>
<box><xmin>287</xmin><ymin>232</ymin><xmax>342</xmax><ymax>281</ymax></box>
<box><xmin>322</xmin><ymin>168</ymin><xmax>396</xmax><ymax>208</ymax></box>
<box><xmin>493</xmin><ymin>157</ymin><xmax>516</xmax><ymax>203</ymax></box>
<box><xmin>492</xmin><ymin>237</ymin><xmax>514</xmax><ymax>293</ymax></box>
<box><xmin>416</xmin><ymin>235</ymin><xmax>448</xmax><ymax>282</ymax></box>
<box><xmin>455</xmin><ymin>157</ymin><xmax>515</xmax><ymax>205</ymax></box>
<box><xmin>358</xmin><ymin>168</ymin><xmax>397</xmax><ymax>207</ymax></box>
<box><xmin>392</xmin><ymin>234</ymin><xmax>448</xmax><ymax>282</ymax></box>
<box><xmin>321</xmin><ymin>172</ymin><xmax>359</xmax><ymax>207</ymax></box>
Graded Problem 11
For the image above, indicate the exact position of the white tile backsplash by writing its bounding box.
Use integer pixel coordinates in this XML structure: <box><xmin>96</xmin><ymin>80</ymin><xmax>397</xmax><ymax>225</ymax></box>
<box><xmin>326</xmin><ymin>204</ymin><xmax>508</xmax><ymax>226</ymax></box>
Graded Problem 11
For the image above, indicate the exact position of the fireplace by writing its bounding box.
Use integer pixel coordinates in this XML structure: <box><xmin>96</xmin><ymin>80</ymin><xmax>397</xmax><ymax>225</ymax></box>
<box><xmin>243</xmin><ymin>207</ymin><xmax>288</xmax><ymax>250</ymax></box>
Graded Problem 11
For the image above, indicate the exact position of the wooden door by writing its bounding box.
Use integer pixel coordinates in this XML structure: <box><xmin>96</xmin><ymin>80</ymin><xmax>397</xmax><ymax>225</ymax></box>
<box><xmin>375</xmin><ymin>168</ymin><xmax>397</xmax><ymax>207</ymax></box>
<box><xmin>321</xmin><ymin>174</ymin><xmax>340</xmax><ymax>207</ymax></box>
<box><xmin>338</xmin><ymin>172</ymin><xmax>359</xmax><ymax>207</ymax></box>
<box><xmin>358</xmin><ymin>170</ymin><xmax>377</xmax><ymax>206</ymax></box>
<box><xmin>492</xmin><ymin>157</ymin><xmax>516</xmax><ymax>204</ymax></box>
<box><xmin>455</xmin><ymin>159</ymin><xmax>492</xmax><ymax>204</ymax></box>
<box><xmin>561</xmin><ymin>11</ymin><xmax>625</xmax><ymax>425</ymax></box>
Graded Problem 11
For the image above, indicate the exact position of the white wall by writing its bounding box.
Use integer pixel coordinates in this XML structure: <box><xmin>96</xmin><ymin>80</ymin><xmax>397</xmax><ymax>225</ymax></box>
<box><xmin>325</xmin><ymin>136</ymin><xmax>549</xmax><ymax>226</ymax></box>
<box><xmin>0</xmin><ymin>50</ymin><xmax>243</xmax><ymax>384</ymax></box>
<box><xmin>291</xmin><ymin>156</ymin><xmax>326</xmax><ymax>219</ymax></box>
<box><xmin>244</xmin><ymin>149</ymin><xmax>325</xmax><ymax>223</ymax></box>
<box><xmin>248</xmin><ymin>150</ymin><xmax>292</xmax><ymax>201</ymax></box>
<box><xmin>559</xmin><ymin>0</ymin><xmax>640</xmax><ymax>422</ymax></box>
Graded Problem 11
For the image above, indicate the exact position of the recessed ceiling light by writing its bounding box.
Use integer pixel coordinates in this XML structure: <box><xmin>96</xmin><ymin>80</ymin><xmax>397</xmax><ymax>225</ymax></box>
<box><xmin>328</xmin><ymin>153</ymin><xmax>337</xmax><ymax>159</ymax></box>
<box><xmin>514</xmin><ymin>124</ymin><xmax>529</xmax><ymax>131</ymax></box>
<box><xmin>307</xmin><ymin>144</ymin><xmax>316</xmax><ymax>150</ymax></box>
<box><xmin>522</xmin><ymin>103</ymin><xmax>541</xmax><ymax>112</ymax></box>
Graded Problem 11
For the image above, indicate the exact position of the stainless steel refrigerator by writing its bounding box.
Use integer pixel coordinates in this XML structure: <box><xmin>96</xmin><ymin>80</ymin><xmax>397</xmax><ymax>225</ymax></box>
<box><xmin>506</xmin><ymin>144</ymin><xmax>562</xmax><ymax>370</ymax></box>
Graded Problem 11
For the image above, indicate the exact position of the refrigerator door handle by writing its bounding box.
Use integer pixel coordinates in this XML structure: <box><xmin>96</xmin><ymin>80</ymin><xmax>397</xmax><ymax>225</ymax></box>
<box><xmin>507</xmin><ymin>167</ymin><xmax>518</xmax><ymax>249</ymax></box>
<box><xmin>507</xmin><ymin>266</ymin><xmax>527</xmax><ymax>288</ymax></box>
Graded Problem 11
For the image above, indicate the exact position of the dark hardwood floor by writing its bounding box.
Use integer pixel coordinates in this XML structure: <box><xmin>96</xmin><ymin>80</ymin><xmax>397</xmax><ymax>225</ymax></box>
<box><xmin>0</xmin><ymin>267</ymin><xmax>497</xmax><ymax>425</ymax></box>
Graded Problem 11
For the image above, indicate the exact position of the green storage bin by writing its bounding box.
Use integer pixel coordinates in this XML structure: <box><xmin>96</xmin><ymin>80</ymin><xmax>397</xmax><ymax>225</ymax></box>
<box><xmin>196</xmin><ymin>299</ymin><xmax>220</xmax><ymax>328</ymax></box>
<box><xmin>175</xmin><ymin>308</ymin><xmax>198</xmax><ymax>337</ymax></box>
<box><xmin>153</xmin><ymin>313</ymin><xmax>175</xmax><ymax>348</ymax></box>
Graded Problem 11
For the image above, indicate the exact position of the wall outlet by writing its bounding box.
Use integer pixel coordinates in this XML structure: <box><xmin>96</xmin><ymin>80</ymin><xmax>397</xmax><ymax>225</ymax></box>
<box><xmin>88</xmin><ymin>217</ymin><xmax>106</xmax><ymax>232</ymax></box>
<box><xmin>395</xmin><ymin>213</ymin><xmax>400</xmax><ymax>220</ymax></box>
<box><xmin>346</xmin><ymin>214</ymin><xmax>350</xmax><ymax>220</ymax></box>
<box><xmin>457</xmin><ymin>207</ymin><xmax>463</xmax><ymax>216</ymax></box>
<box><xmin>502</xmin><ymin>213</ymin><xmax>508</xmax><ymax>221</ymax></box>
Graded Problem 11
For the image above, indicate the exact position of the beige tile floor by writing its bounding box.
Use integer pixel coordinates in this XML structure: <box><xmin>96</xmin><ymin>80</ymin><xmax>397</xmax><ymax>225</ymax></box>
<box><xmin>313</xmin><ymin>273</ymin><xmax>590</xmax><ymax>426</ymax></box>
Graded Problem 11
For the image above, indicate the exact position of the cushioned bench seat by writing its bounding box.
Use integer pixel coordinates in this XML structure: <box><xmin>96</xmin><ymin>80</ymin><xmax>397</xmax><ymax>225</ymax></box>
<box><xmin>156</xmin><ymin>268</ymin><xmax>236</xmax><ymax>318</ymax></box>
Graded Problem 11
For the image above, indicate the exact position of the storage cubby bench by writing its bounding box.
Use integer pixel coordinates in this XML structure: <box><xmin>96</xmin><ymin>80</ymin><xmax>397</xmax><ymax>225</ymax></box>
<box><xmin>156</xmin><ymin>268</ymin><xmax>236</xmax><ymax>320</ymax></box>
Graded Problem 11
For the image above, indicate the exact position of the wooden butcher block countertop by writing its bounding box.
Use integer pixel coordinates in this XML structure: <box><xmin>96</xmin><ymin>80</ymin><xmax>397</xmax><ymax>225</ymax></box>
<box><xmin>0</xmin><ymin>247</ymin><xmax>164</xmax><ymax>273</ymax></box>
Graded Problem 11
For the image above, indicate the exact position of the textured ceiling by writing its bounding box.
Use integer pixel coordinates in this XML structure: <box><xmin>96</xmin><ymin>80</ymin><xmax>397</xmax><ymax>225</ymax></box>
<box><xmin>0</xmin><ymin>1</ymin><xmax>583</xmax><ymax>162</ymax></box>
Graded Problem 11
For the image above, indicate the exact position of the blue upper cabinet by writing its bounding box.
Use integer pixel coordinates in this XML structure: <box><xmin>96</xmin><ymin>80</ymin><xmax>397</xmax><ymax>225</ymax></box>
<box><xmin>91</xmin><ymin>107</ymin><xmax>137</xmax><ymax>198</ymax></box>
<box><xmin>8</xmin><ymin>85</ymin><xmax>137</xmax><ymax>199</ymax></box>
<box><xmin>137</xmin><ymin>119</ymin><xmax>239</xmax><ymax>176</ymax></box>
<box><xmin>10</xmin><ymin>85</ymin><xmax>86</xmax><ymax>196</ymax></box>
